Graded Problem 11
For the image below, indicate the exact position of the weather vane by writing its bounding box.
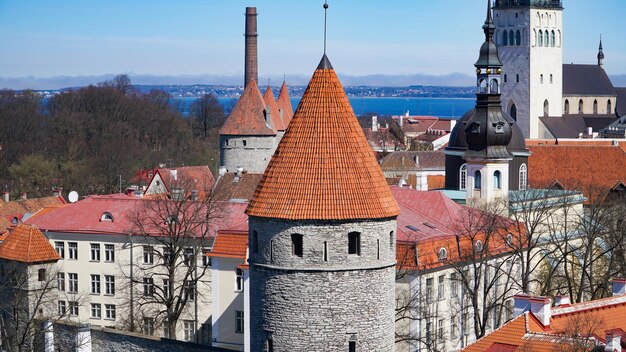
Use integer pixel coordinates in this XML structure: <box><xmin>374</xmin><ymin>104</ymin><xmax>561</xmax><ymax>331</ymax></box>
<box><xmin>323</xmin><ymin>1</ymin><xmax>329</xmax><ymax>54</ymax></box>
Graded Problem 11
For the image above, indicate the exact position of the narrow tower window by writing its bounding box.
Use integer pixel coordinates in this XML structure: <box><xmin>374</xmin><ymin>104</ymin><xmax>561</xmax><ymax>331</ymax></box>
<box><xmin>348</xmin><ymin>232</ymin><xmax>361</xmax><ymax>256</ymax></box>
<box><xmin>516</xmin><ymin>30</ymin><xmax>521</xmax><ymax>46</ymax></box>
<box><xmin>389</xmin><ymin>231</ymin><xmax>395</xmax><ymax>252</ymax></box>
<box><xmin>494</xmin><ymin>171</ymin><xmax>502</xmax><ymax>190</ymax></box>
<box><xmin>544</xmin><ymin>100</ymin><xmax>549</xmax><ymax>116</ymax></box>
<box><xmin>550</xmin><ymin>30</ymin><xmax>555</xmax><ymax>47</ymax></box>
<box><xmin>544</xmin><ymin>31</ymin><xmax>549</xmax><ymax>47</ymax></box>
<box><xmin>323</xmin><ymin>241</ymin><xmax>328</xmax><ymax>262</ymax></box>
<box><xmin>538</xmin><ymin>30</ymin><xmax>543</xmax><ymax>47</ymax></box>
<box><xmin>579</xmin><ymin>99</ymin><xmax>584</xmax><ymax>114</ymax></box>
<box><xmin>377</xmin><ymin>239</ymin><xmax>380</xmax><ymax>260</ymax></box>
<box><xmin>474</xmin><ymin>171</ymin><xmax>482</xmax><ymax>190</ymax></box>
<box><xmin>564</xmin><ymin>100</ymin><xmax>569</xmax><ymax>115</ymax></box>
<box><xmin>502</xmin><ymin>31</ymin><xmax>508</xmax><ymax>46</ymax></box>
<box><xmin>509</xmin><ymin>30</ymin><xmax>514</xmax><ymax>46</ymax></box>
<box><xmin>460</xmin><ymin>164</ymin><xmax>468</xmax><ymax>190</ymax></box>
<box><xmin>516</xmin><ymin>74</ymin><xmax>520</xmax><ymax>83</ymax></box>
<box><xmin>510</xmin><ymin>104</ymin><xmax>517</xmax><ymax>121</ymax></box>
<box><xmin>540</xmin><ymin>74</ymin><xmax>544</xmax><ymax>84</ymax></box>
<box><xmin>593</xmin><ymin>100</ymin><xmax>598</xmax><ymax>114</ymax></box>
<box><xmin>550</xmin><ymin>74</ymin><xmax>553</xmax><ymax>84</ymax></box>
<box><xmin>349</xmin><ymin>341</ymin><xmax>356</xmax><ymax>352</ymax></box>
<box><xmin>490</xmin><ymin>79</ymin><xmax>499</xmax><ymax>94</ymax></box>
<box><xmin>291</xmin><ymin>234</ymin><xmax>303</xmax><ymax>257</ymax></box>
<box><xmin>519</xmin><ymin>164</ymin><xmax>528</xmax><ymax>190</ymax></box>
<box><xmin>608</xmin><ymin>100</ymin><xmax>612</xmax><ymax>114</ymax></box>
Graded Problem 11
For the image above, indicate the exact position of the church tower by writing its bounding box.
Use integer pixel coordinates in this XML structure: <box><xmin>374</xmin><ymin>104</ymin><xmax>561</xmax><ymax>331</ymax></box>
<box><xmin>445</xmin><ymin>0</ymin><xmax>530</xmax><ymax>201</ymax></box>
<box><xmin>493</xmin><ymin>0</ymin><xmax>564</xmax><ymax>139</ymax></box>
<box><xmin>246</xmin><ymin>50</ymin><xmax>399</xmax><ymax>350</ymax></box>
<box><xmin>598</xmin><ymin>37</ymin><xmax>605</xmax><ymax>69</ymax></box>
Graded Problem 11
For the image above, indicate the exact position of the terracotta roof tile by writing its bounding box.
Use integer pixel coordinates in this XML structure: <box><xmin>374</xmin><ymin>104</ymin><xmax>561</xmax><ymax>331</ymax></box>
<box><xmin>263</xmin><ymin>86</ymin><xmax>286</xmax><ymax>131</ymax></box>
<box><xmin>0</xmin><ymin>196</ymin><xmax>66</xmax><ymax>231</ymax></box>
<box><xmin>277</xmin><ymin>81</ymin><xmax>294</xmax><ymax>126</ymax></box>
<box><xmin>246</xmin><ymin>55</ymin><xmax>400</xmax><ymax>220</ymax></box>
<box><xmin>528</xmin><ymin>144</ymin><xmax>626</xmax><ymax>196</ymax></box>
<box><xmin>206</xmin><ymin>231</ymin><xmax>248</xmax><ymax>259</ymax></box>
<box><xmin>212</xmin><ymin>173</ymin><xmax>264</xmax><ymax>201</ymax></box>
<box><xmin>220</xmin><ymin>79</ymin><xmax>276</xmax><ymax>136</ymax></box>
<box><xmin>0</xmin><ymin>223</ymin><xmax>60</xmax><ymax>263</ymax></box>
<box><xmin>151</xmin><ymin>166</ymin><xmax>216</xmax><ymax>198</ymax></box>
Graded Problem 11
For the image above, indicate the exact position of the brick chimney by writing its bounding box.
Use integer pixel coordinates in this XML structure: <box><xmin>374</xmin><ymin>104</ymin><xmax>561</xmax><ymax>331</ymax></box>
<box><xmin>611</xmin><ymin>278</ymin><xmax>626</xmax><ymax>296</ymax></box>
<box><xmin>529</xmin><ymin>296</ymin><xmax>552</xmax><ymax>326</ymax></box>
<box><xmin>372</xmin><ymin>116</ymin><xmax>378</xmax><ymax>132</ymax></box>
<box><xmin>554</xmin><ymin>295</ymin><xmax>571</xmax><ymax>307</ymax></box>
<box><xmin>244</xmin><ymin>7</ymin><xmax>258</xmax><ymax>88</ymax></box>
<box><xmin>2</xmin><ymin>191</ymin><xmax>9</xmax><ymax>203</ymax></box>
<box><xmin>605</xmin><ymin>329</ymin><xmax>623</xmax><ymax>352</ymax></box>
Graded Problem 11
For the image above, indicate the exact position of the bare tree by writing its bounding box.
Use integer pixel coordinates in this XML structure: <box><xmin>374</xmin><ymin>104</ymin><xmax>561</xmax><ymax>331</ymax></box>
<box><xmin>123</xmin><ymin>175</ymin><xmax>219</xmax><ymax>340</ymax></box>
<box><xmin>190</xmin><ymin>94</ymin><xmax>225</xmax><ymax>139</ymax></box>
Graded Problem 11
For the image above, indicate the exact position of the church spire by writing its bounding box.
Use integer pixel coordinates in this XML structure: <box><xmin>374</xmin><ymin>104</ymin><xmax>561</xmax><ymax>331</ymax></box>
<box><xmin>598</xmin><ymin>35</ymin><xmax>605</xmax><ymax>69</ymax></box>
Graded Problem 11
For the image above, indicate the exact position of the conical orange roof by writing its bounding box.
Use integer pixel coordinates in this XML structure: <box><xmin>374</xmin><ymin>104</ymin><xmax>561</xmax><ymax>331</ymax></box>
<box><xmin>277</xmin><ymin>81</ymin><xmax>294</xmax><ymax>126</ymax></box>
<box><xmin>220</xmin><ymin>79</ymin><xmax>276</xmax><ymax>136</ymax></box>
<box><xmin>246</xmin><ymin>55</ymin><xmax>400</xmax><ymax>221</ymax></box>
<box><xmin>0</xmin><ymin>223</ymin><xmax>61</xmax><ymax>263</ymax></box>
<box><xmin>263</xmin><ymin>86</ymin><xmax>286</xmax><ymax>131</ymax></box>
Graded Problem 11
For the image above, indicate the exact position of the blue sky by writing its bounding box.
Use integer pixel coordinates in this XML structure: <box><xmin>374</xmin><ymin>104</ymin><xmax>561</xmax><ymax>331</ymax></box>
<box><xmin>0</xmin><ymin>0</ymin><xmax>624</xmax><ymax>86</ymax></box>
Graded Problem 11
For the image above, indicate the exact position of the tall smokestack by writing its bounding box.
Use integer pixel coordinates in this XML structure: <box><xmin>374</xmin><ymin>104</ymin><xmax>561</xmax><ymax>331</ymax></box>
<box><xmin>244</xmin><ymin>7</ymin><xmax>258</xmax><ymax>88</ymax></box>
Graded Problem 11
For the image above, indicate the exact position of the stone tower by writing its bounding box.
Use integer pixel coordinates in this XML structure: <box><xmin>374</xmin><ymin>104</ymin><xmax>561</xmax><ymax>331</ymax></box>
<box><xmin>445</xmin><ymin>0</ymin><xmax>530</xmax><ymax>200</ymax></box>
<box><xmin>493</xmin><ymin>0</ymin><xmax>564</xmax><ymax>139</ymax></box>
<box><xmin>246</xmin><ymin>54</ymin><xmax>400</xmax><ymax>351</ymax></box>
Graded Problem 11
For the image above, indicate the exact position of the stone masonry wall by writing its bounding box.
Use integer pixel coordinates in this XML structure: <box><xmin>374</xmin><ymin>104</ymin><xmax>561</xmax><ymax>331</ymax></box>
<box><xmin>249</xmin><ymin>218</ymin><xmax>397</xmax><ymax>351</ymax></box>
<box><xmin>220</xmin><ymin>135</ymin><xmax>276</xmax><ymax>173</ymax></box>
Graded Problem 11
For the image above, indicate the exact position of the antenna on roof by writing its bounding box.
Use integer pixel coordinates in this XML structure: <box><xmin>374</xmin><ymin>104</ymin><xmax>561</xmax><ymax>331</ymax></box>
<box><xmin>323</xmin><ymin>0</ymin><xmax>329</xmax><ymax>54</ymax></box>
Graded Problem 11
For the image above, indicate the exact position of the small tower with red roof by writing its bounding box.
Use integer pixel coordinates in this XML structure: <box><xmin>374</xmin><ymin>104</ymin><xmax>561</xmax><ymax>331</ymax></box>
<box><xmin>246</xmin><ymin>52</ymin><xmax>399</xmax><ymax>350</ymax></box>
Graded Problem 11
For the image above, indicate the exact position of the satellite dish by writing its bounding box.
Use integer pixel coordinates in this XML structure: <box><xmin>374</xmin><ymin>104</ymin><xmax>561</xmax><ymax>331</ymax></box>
<box><xmin>68</xmin><ymin>191</ymin><xmax>79</xmax><ymax>203</ymax></box>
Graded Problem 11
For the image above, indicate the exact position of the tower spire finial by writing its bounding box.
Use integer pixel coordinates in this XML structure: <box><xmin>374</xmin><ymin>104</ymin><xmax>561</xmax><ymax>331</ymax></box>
<box><xmin>598</xmin><ymin>34</ymin><xmax>605</xmax><ymax>68</ymax></box>
<box><xmin>482</xmin><ymin>0</ymin><xmax>496</xmax><ymax>42</ymax></box>
<box><xmin>323</xmin><ymin>1</ymin><xmax>329</xmax><ymax>55</ymax></box>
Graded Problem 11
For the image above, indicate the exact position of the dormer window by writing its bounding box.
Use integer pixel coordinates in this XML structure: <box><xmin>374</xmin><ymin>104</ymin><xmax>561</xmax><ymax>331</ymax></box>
<box><xmin>469</xmin><ymin>122</ymin><xmax>481</xmax><ymax>135</ymax></box>
<box><xmin>11</xmin><ymin>217</ymin><xmax>18</xmax><ymax>225</ymax></box>
<box><xmin>493</xmin><ymin>122</ymin><xmax>505</xmax><ymax>134</ymax></box>
<box><xmin>438</xmin><ymin>248</ymin><xmax>448</xmax><ymax>262</ymax></box>
<box><xmin>101</xmin><ymin>212</ymin><xmax>114</xmax><ymax>222</ymax></box>
<box><xmin>475</xmin><ymin>240</ymin><xmax>483</xmax><ymax>253</ymax></box>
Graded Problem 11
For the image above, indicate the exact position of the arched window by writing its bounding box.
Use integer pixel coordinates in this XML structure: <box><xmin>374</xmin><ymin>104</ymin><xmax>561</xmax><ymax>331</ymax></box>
<box><xmin>510</xmin><ymin>103</ymin><xmax>517</xmax><ymax>121</ymax></box>
<box><xmin>475</xmin><ymin>240</ymin><xmax>484</xmax><ymax>252</ymax></box>
<box><xmin>505</xmin><ymin>233</ymin><xmax>514</xmax><ymax>247</ymax></box>
<box><xmin>579</xmin><ymin>99</ymin><xmax>584</xmax><ymax>114</ymax></box>
<box><xmin>516</xmin><ymin>30</ymin><xmax>521</xmax><ymax>46</ymax></box>
<box><xmin>494</xmin><ymin>170</ymin><xmax>502</xmax><ymax>189</ymax></box>
<box><xmin>503</xmin><ymin>31</ymin><xmax>508</xmax><ymax>46</ymax></box>
<box><xmin>509</xmin><ymin>30</ymin><xmax>514</xmax><ymax>46</ymax></box>
<box><xmin>544</xmin><ymin>31</ymin><xmax>549</xmax><ymax>48</ymax></box>
<box><xmin>543</xmin><ymin>99</ymin><xmax>549</xmax><ymax>116</ymax></box>
<box><xmin>523</xmin><ymin>29</ymin><xmax>528</xmax><ymax>45</ymax></box>
<box><xmin>593</xmin><ymin>99</ymin><xmax>598</xmax><ymax>114</ymax></box>
<box><xmin>564</xmin><ymin>99</ymin><xmax>569</xmax><ymax>115</ymax></box>
<box><xmin>101</xmin><ymin>212</ymin><xmax>114</xmax><ymax>222</ymax></box>
<box><xmin>608</xmin><ymin>100</ymin><xmax>612</xmax><ymax>114</ymax></box>
<box><xmin>550</xmin><ymin>30</ymin><xmax>555</xmax><ymax>47</ymax></box>
<box><xmin>538</xmin><ymin>30</ymin><xmax>543</xmax><ymax>47</ymax></box>
<box><xmin>519</xmin><ymin>164</ymin><xmax>528</xmax><ymax>190</ymax></box>
<box><xmin>438</xmin><ymin>248</ymin><xmax>448</xmax><ymax>262</ymax></box>
<box><xmin>540</xmin><ymin>74</ymin><xmax>544</xmax><ymax>84</ymax></box>
<box><xmin>479</xmin><ymin>79</ymin><xmax>488</xmax><ymax>93</ymax></box>
<box><xmin>474</xmin><ymin>171</ymin><xmax>482</xmax><ymax>190</ymax></box>
<box><xmin>490</xmin><ymin>79</ymin><xmax>499</xmax><ymax>94</ymax></box>
<box><xmin>533</xmin><ymin>29</ymin><xmax>537</xmax><ymax>46</ymax></box>
<box><xmin>460</xmin><ymin>164</ymin><xmax>468</xmax><ymax>191</ymax></box>
<box><xmin>550</xmin><ymin>74</ymin><xmax>553</xmax><ymax>84</ymax></box>
<box><xmin>557</xmin><ymin>30</ymin><xmax>561</xmax><ymax>46</ymax></box>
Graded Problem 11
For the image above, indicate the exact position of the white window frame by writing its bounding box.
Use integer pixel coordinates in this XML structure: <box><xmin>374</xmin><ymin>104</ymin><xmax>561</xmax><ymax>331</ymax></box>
<box><xmin>68</xmin><ymin>242</ymin><xmax>78</xmax><ymax>260</ymax></box>
<box><xmin>55</xmin><ymin>241</ymin><xmax>65</xmax><ymax>259</ymax></box>
<box><xmin>68</xmin><ymin>273</ymin><xmax>78</xmax><ymax>293</ymax></box>
<box><xmin>91</xmin><ymin>303</ymin><xmax>101</xmax><ymax>319</ymax></box>
<box><xmin>184</xmin><ymin>320</ymin><xmax>196</xmax><ymax>341</ymax></box>
<box><xmin>91</xmin><ymin>274</ymin><xmax>101</xmax><ymax>295</ymax></box>
<box><xmin>519</xmin><ymin>163</ymin><xmax>528</xmax><ymax>190</ymax></box>
<box><xmin>105</xmin><ymin>304</ymin><xmax>116</xmax><ymax>320</ymax></box>
<box><xmin>57</xmin><ymin>272</ymin><xmax>65</xmax><ymax>292</ymax></box>
<box><xmin>235</xmin><ymin>268</ymin><xmax>244</xmax><ymax>292</ymax></box>
<box><xmin>460</xmin><ymin>164</ymin><xmax>468</xmax><ymax>190</ymax></box>
<box><xmin>69</xmin><ymin>301</ymin><xmax>79</xmax><ymax>317</ymax></box>
<box><xmin>104</xmin><ymin>244</ymin><xmax>115</xmax><ymax>262</ymax></box>
<box><xmin>143</xmin><ymin>246</ymin><xmax>154</xmax><ymax>265</ymax></box>
<box><xmin>90</xmin><ymin>243</ymin><xmax>100</xmax><ymax>261</ymax></box>
<box><xmin>105</xmin><ymin>275</ymin><xmax>115</xmax><ymax>295</ymax></box>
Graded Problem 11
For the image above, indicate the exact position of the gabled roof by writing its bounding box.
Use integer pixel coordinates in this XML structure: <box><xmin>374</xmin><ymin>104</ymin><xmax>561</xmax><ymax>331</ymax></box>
<box><xmin>528</xmin><ymin>144</ymin><xmax>626</xmax><ymax>195</ymax></box>
<box><xmin>219</xmin><ymin>79</ymin><xmax>276</xmax><ymax>136</ymax></box>
<box><xmin>277</xmin><ymin>81</ymin><xmax>294</xmax><ymax>127</ymax></box>
<box><xmin>263</xmin><ymin>86</ymin><xmax>286</xmax><ymax>132</ymax></box>
<box><xmin>563</xmin><ymin>64</ymin><xmax>617</xmax><ymax>96</ymax></box>
<box><xmin>0</xmin><ymin>195</ymin><xmax>66</xmax><ymax>231</ymax></box>
<box><xmin>246</xmin><ymin>55</ymin><xmax>400</xmax><ymax>221</ymax></box>
<box><xmin>149</xmin><ymin>166</ymin><xmax>216</xmax><ymax>198</ymax></box>
<box><xmin>0</xmin><ymin>223</ymin><xmax>60</xmax><ymax>263</ymax></box>
<box><xmin>463</xmin><ymin>294</ymin><xmax>626</xmax><ymax>352</ymax></box>
<box><xmin>540</xmin><ymin>115</ymin><xmax>616</xmax><ymax>138</ymax></box>
<box><xmin>206</xmin><ymin>231</ymin><xmax>248</xmax><ymax>259</ymax></box>
<box><xmin>212</xmin><ymin>172</ymin><xmax>264</xmax><ymax>202</ymax></box>
<box><xmin>379</xmin><ymin>151</ymin><xmax>446</xmax><ymax>171</ymax></box>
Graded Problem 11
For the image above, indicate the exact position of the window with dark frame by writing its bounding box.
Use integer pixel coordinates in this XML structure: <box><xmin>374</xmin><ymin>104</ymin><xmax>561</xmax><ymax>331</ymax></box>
<box><xmin>90</xmin><ymin>243</ymin><xmax>100</xmax><ymax>261</ymax></box>
<box><xmin>291</xmin><ymin>233</ymin><xmax>303</xmax><ymax>257</ymax></box>
<box><xmin>38</xmin><ymin>268</ymin><xmax>46</xmax><ymax>282</ymax></box>
<box><xmin>235</xmin><ymin>310</ymin><xmax>244</xmax><ymax>333</ymax></box>
<box><xmin>348</xmin><ymin>340</ymin><xmax>356</xmax><ymax>352</ymax></box>
<box><xmin>104</xmin><ymin>244</ymin><xmax>115</xmax><ymax>262</ymax></box>
<box><xmin>348</xmin><ymin>232</ymin><xmax>361</xmax><ymax>256</ymax></box>
<box><xmin>55</xmin><ymin>241</ymin><xmax>65</xmax><ymax>259</ymax></box>
<box><xmin>236</xmin><ymin>268</ymin><xmax>244</xmax><ymax>292</ymax></box>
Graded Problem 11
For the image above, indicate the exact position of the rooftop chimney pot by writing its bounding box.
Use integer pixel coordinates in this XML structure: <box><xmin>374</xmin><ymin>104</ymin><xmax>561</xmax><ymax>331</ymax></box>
<box><xmin>530</xmin><ymin>296</ymin><xmax>552</xmax><ymax>326</ymax></box>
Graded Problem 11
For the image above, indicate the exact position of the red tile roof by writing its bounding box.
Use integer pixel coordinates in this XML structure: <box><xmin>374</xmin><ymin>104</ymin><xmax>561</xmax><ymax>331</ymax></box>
<box><xmin>277</xmin><ymin>81</ymin><xmax>294</xmax><ymax>126</ymax></box>
<box><xmin>150</xmin><ymin>166</ymin><xmax>216</xmax><ymax>198</ymax></box>
<box><xmin>463</xmin><ymin>294</ymin><xmax>626</xmax><ymax>352</ymax></box>
<box><xmin>26</xmin><ymin>194</ymin><xmax>248</xmax><ymax>237</ymax></box>
<box><xmin>528</xmin><ymin>144</ymin><xmax>626</xmax><ymax>194</ymax></box>
<box><xmin>0</xmin><ymin>195</ymin><xmax>66</xmax><ymax>231</ymax></box>
<box><xmin>212</xmin><ymin>173</ymin><xmax>264</xmax><ymax>201</ymax></box>
<box><xmin>0</xmin><ymin>223</ymin><xmax>60</xmax><ymax>263</ymax></box>
<box><xmin>263</xmin><ymin>86</ymin><xmax>286</xmax><ymax>131</ymax></box>
<box><xmin>246</xmin><ymin>56</ymin><xmax>400</xmax><ymax>220</ymax></box>
<box><xmin>207</xmin><ymin>231</ymin><xmax>248</xmax><ymax>259</ymax></box>
<box><xmin>220</xmin><ymin>79</ymin><xmax>276</xmax><ymax>136</ymax></box>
